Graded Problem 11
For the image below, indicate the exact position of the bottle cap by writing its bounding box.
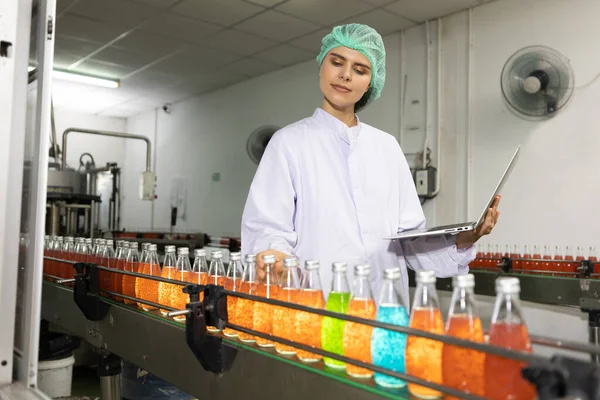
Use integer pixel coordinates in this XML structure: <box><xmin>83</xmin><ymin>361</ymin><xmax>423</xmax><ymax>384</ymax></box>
<box><xmin>283</xmin><ymin>257</ymin><xmax>298</xmax><ymax>268</ymax></box>
<box><xmin>416</xmin><ymin>270</ymin><xmax>436</xmax><ymax>284</ymax></box>
<box><xmin>384</xmin><ymin>267</ymin><xmax>401</xmax><ymax>280</ymax></box>
<box><xmin>230</xmin><ymin>252</ymin><xmax>241</xmax><ymax>261</ymax></box>
<box><xmin>129</xmin><ymin>242</ymin><xmax>139</xmax><ymax>250</ymax></box>
<box><xmin>178</xmin><ymin>247</ymin><xmax>189</xmax><ymax>255</ymax></box>
<box><xmin>305</xmin><ymin>260</ymin><xmax>320</xmax><ymax>270</ymax></box>
<box><xmin>453</xmin><ymin>273</ymin><xmax>475</xmax><ymax>288</ymax></box>
<box><xmin>332</xmin><ymin>262</ymin><xmax>347</xmax><ymax>272</ymax></box>
<box><xmin>245</xmin><ymin>254</ymin><xmax>256</xmax><ymax>263</ymax></box>
<box><xmin>149</xmin><ymin>244</ymin><xmax>157</xmax><ymax>251</ymax></box>
<box><xmin>165</xmin><ymin>245</ymin><xmax>176</xmax><ymax>253</ymax></box>
<box><xmin>262</xmin><ymin>254</ymin><xmax>276</xmax><ymax>264</ymax></box>
<box><xmin>354</xmin><ymin>264</ymin><xmax>371</xmax><ymax>276</ymax></box>
<box><xmin>495</xmin><ymin>277</ymin><xmax>520</xmax><ymax>294</ymax></box>
<box><xmin>106</xmin><ymin>240</ymin><xmax>114</xmax><ymax>246</ymax></box>
<box><xmin>211</xmin><ymin>250</ymin><xmax>223</xmax><ymax>259</ymax></box>
<box><xmin>194</xmin><ymin>249</ymin><xmax>206</xmax><ymax>257</ymax></box>
<box><xmin>142</xmin><ymin>243</ymin><xmax>150</xmax><ymax>250</ymax></box>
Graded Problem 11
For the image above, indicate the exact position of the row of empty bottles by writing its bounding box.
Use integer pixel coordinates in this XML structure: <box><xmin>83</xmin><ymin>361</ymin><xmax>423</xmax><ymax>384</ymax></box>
<box><xmin>43</xmin><ymin>236</ymin><xmax>535</xmax><ymax>399</ymax></box>
<box><xmin>471</xmin><ymin>243</ymin><xmax>600</xmax><ymax>276</ymax></box>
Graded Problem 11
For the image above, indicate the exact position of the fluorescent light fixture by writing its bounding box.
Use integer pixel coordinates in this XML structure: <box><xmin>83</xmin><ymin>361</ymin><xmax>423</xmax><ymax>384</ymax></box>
<box><xmin>53</xmin><ymin>70</ymin><xmax>120</xmax><ymax>88</ymax></box>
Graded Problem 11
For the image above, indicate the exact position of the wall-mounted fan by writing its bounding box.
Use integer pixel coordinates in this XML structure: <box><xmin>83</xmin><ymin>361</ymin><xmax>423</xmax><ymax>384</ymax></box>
<box><xmin>246</xmin><ymin>125</ymin><xmax>280</xmax><ymax>164</ymax></box>
<box><xmin>501</xmin><ymin>45</ymin><xmax>574</xmax><ymax>119</ymax></box>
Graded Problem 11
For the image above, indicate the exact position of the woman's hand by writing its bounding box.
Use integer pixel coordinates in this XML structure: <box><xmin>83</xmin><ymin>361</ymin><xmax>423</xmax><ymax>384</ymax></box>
<box><xmin>255</xmin><ymin>249</ymin><xmax>292</xmax><ymax>281</ymax></box>
<box><xmin>456</xmin><ymin>195</ymin><xmax>501</xmax><ymax>249</ymax></box>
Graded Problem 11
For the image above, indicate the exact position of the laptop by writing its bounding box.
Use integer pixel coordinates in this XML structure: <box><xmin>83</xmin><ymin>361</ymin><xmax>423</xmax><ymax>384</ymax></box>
<box><xmin>385</xmin><ymin>145</ymin><xmax>521</xmax><ymax>241</ymax></box>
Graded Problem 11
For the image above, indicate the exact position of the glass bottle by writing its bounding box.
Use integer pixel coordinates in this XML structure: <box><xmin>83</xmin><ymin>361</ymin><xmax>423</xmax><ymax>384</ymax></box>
<box><xmin>51</xmin><ymin>237</ymin><xmax>63</xmax><ymax>279</ymax></box>
<box><xmin>192</xmin><ymin>248</ymin><xmax>208</xmax><ymax>287</ymax></box>
<box><xmin>484</xmin><ymin>277</ymin><xmax>535</xmax><ymax>400</ymax></box>
<box><xmin>237</xmin><ymin>254</ymin><xmax>257</xmax><ymax>343</ymax></box>
<box><xmin>564</xmin><ymin>245</ymin><xmax>575</xmax><ymax>277</ymax></box>
<box><xmin>43</xmin><ymin>235</ymin><xmax>50</xmax><ymax>276</ymax></box>
<box><xmin>253</xmin><ymin>254</ymin><xmax>279</xmax><ymax>346</ymax></box>
<box><xmin>511</xmin><ymin>244</ymin><xmax>521</xmax><ymax>271</ymax></box>
<box><xmin>522</xmin><ymin>244</ymin><xmax>531</xmax><ymax>273</ymax></box>
<box><xmin>541</xmin><ymin>245</ymin><xmax>552</xmax><ymax>276</ymax></box>
<box><xmin>158</xmin><ymin>245</ymin><xmax>177</xmax><ymax>315</ymax></box>
<box><xmin>590</xmin><ymin>246</ymin><xmax>599</xmax><ymax>278</ymax></box>
<box><xmin>273</xmin><ymin>257</ymin><xmax>301</xmax><ymax>355</ymax></box>
<box><xmin>371</xmin><ymin>267</ymin><xmax>409</xmax><ymax>388</ymax></box>
<box><xmin>207</xmin><ymin>250</ymin><xmax>227</xmax><ymax>332</ymax></box>
<box><xmin>85</xmin><ymin>238</ymin><xmax>93</xmax><ymax>263</ymax></box>
<box><xmin>553</xmin><ymin>245</ymin><xmax>563</xmax><ymax>276</ymax></box>
<box><xmin>321</xmin><ymin>262</ymin><xmax>351</xmax><ymax>369</ymax></box>
<box><xmin>406</xmin><ymin>270</ymin><xmax>444</xmax><ymax>398</ymax></box>
<box><xmin>171</xmin><ymin>247</ymin><xmax>193</xmax><ymax>321</ymax></box>
<box><xmin>442</xmin><ymin>274</ymin><xmax>484</xmax><ymax>399</ymax></box>
<box><xmin>113</xmin><ymin>241</ymin><xmax>128</xmax><ymax>300</ymax></box>
<box><xmin>343</xmin><ymin>264</ymin><xmax>376</xmax><ymax>378</ymax></box>
<box><xmin>295</xmin><ymin>260</ymin><xmax>326</xmax><ymax>362</ymax></box>
<box><xmin>100</xmin><ymin>240</ymin><xmax>115</xmax><ymax>294</ymax></box>
<box><xmin>223</xmin><ymin>252</ymin><xmax>244</xmax><ymax>338</ymax></box>
<box><xmin>62</xmin><ymin>237</ymin><xmax>75</xmax><ymax>280</ymax></box>
<box><xmin>95</xmin><ymin>239</ymin><xmax>106</xmax><ymax>290</ymax></box>
<box><xmin>122</xmin><ymin>242</ymin><xmax>140</xmax><ymax>305</ymax></box>
<box><xmin>140</xmin><ymin>243</ymin><xmax>150</xmax><ymax>265</ymax></box>
<box><xmin>136</xmin><ymin>243</ymin><xmax>161</xmax><ymax>311</ymax></box>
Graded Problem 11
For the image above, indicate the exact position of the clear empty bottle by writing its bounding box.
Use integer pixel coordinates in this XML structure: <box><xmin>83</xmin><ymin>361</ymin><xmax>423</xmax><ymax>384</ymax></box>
<box><xmin>122</xmin><ymin>242</ymin><xmax>140</xmax><ymax>305</ymax></box>
<box><xmin>207</xmin><ymin>250</ymin><xmax>227</xmax><ymax>332</ymax></box>
<box><xmin>295</xmin><ymin>260</ymin><xmax>325</xmax><ymax>362</ymax></box>
<box><xmin>442</xmin><ymin>274</ymin><xmax>484</xmax><ymax>399</ymax></box>
<box><xmin>223</xmin><ymin>252</ymin><xmax>244</xmax><ymax>338</ymax></box>
<box><xmin>158</xmin><ymin>245</ymin><xmax>177</xmax><ymax>315</ymax></box>
<box><xmin>172</xmin><ymin>247</ymin><xmax>193</xmax><ymax>321</ymax></box>
<box><xmin>237</xmin><ymin>254</ymin><xmax>258</xmax><ymax>343</ymax></box>
<box><xmin>322</xmin><ymin>262</ymin><xmax>351</xmax><ymax>369</ymax></box>
<box><xmin>485</xmin><ymin>277</ymin><xmax>535</xmax><ymax>400</ymax></box>
<box><xmin>136</xmin><ymin>244</ymin><xmax>161</xmax><ymax>311</ymax></box>
<box><xmin>273</xmin><ymin>257</ymin><xmax>301</xmax><ymax>355</ymax></box>
<box><xmin>253</xmin><ymin>254</ymin><xmax>279</xmax><ymax>346</ymax></box>
<box><xmin>406</xmin><ymin>270</ymin><xmax>444</xmax><ymax>399</ymax></box>
<box><xmin>371</xmin><ymin>267</ymin><xmax>409</xmax><ymax>388</ymax></box>
<box><xmin>343</xmin><ymin>264</ymin><xmax>376</xmax><ymax>378</ymax></box>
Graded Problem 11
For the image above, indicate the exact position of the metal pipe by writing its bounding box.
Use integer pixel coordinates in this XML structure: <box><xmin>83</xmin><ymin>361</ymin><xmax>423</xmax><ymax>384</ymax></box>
<box><xmin>61</xmin><ymin>128</ymin><xmax>151</xmax><ymax>172</ymax></box>
<box><xmin>99</xmin><ymin>375</ymin><xmax>121</xmax><ymax>400</ymax></box>
<box><xmin>101</xmin><ymin>290</ymin><xmax>177</xmax><ymax>312</ymax></box>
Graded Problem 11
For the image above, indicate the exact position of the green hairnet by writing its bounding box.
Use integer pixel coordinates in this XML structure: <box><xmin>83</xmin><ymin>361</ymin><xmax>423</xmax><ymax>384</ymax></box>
<box><xmin>316</xmin><ymin>23</ymin><xmax>386</xmax><ymax>109</ymax></box>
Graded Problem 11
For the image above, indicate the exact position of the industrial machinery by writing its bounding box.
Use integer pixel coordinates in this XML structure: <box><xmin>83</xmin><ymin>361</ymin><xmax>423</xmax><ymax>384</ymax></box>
<box><xmin>45</xmin><ymin>125</ymin><xmax>156</xmax><ymax>238</ymax></box>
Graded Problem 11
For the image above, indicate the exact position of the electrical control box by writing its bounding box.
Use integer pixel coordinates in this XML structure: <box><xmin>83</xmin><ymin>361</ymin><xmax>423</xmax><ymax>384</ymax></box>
<box><xmin>139</xmin><ymin>171</ymin><xmax>156</xmax><ymax>201</ymax></box>
<box><xmin>413</xmin><ymin>167</ymin><xmax>437</xmax><ymax>198</ymax></box>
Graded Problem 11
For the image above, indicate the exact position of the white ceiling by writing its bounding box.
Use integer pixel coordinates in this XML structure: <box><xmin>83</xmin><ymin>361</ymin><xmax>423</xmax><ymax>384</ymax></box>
<box><xmin>50</xmin><ymin>0</ymin><xmax>494</xmax><ymax>118</ymax></box>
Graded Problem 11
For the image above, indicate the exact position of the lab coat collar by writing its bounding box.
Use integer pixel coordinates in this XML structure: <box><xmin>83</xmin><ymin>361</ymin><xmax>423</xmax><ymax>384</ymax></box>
<box><xmin>312</xmin><ymin>108</ymin><xmax>361</xmax><ymax>143</ymax></box>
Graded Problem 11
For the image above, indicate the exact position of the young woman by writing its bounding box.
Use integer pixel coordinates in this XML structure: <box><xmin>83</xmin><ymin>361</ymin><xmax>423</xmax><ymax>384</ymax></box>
<box><xmin>241</xmin><ymin>24</ymin><xmax>499</xmax><ymax>302</ymax></box>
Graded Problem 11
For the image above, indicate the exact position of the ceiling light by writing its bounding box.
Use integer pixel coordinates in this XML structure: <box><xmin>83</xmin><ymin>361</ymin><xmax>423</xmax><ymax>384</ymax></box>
<box><xmin>53</xmin><ymin>70</ymin><xmax>120</xmax><ymax>88</ymax></box>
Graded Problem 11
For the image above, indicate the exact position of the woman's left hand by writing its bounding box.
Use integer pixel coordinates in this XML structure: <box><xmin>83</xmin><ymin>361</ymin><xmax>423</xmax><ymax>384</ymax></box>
<box><xmin>456</xmin><ymin>195</ymin><xmax>501</xmax><ymax>249</ymax></box>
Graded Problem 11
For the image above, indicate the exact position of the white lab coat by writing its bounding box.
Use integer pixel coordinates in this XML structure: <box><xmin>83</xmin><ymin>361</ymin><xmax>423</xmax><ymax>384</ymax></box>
<box><xmin>241</xmin><ymin>108</ymin><xmax>475</xmax><ymax>306</ymax></box>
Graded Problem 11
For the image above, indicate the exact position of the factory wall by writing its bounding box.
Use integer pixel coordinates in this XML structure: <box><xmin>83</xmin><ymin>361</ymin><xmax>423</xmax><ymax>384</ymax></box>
<box><xmin>115</xmin><ymin>0</ymin><xmax>599</xmax><ymax>353</ymax></box>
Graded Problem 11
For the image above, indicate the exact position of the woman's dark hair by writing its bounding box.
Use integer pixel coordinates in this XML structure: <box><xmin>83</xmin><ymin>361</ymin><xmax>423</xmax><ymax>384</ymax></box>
<box><xmin>354</xmin><ymin>88</ymin><xmax>372</xmax><ymax>113</ymax></box>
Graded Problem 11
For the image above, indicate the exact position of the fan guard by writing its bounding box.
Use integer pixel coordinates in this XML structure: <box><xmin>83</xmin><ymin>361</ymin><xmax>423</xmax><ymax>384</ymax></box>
<box><xmin>246</xmin><ymin>125</ymin><xmax>279</xmax><ymax>164</ymax></box>
<box><xmin>501</xmin><ymin>45</ymin><xmax>574</xmax><ymax>118</ymax></box>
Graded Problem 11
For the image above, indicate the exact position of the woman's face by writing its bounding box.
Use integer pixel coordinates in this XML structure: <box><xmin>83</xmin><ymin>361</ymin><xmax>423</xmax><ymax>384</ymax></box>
<box><xmin>319</xmin><ymin>46</ymin><xmax>372</xmax><ymax>111</ymax></box>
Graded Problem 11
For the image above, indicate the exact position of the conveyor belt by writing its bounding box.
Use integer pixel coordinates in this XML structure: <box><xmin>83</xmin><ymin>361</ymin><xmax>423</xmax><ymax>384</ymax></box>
<box><xmin>41</xmin><ymin>281</ymin><xmax>409</xmax><ymax>400</ymax></box>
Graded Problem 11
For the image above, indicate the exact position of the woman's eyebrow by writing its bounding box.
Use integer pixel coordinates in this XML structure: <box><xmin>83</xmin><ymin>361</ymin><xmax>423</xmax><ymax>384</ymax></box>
<box><xmin>330</xmin><ymin>52</ymin><xmax>371</xmax><ymax>70</ymax></box>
